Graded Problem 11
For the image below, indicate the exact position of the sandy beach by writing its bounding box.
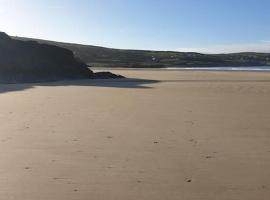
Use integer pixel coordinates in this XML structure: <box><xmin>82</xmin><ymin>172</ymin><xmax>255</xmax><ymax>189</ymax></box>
<box><xmin>0</xmin><ymin>69</ymin><xmax>270</xmax><ymax>200</ymax></box>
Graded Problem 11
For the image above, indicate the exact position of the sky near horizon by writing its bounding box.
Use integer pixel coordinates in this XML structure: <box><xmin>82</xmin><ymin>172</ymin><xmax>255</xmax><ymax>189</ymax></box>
<box><xmin>0</xmin><ymin>0</ymin><xmax>270</xmax><ymax>53</ymax></box>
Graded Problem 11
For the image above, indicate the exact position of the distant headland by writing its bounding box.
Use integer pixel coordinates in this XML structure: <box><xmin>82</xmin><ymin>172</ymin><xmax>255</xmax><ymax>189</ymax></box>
<box><xmin>14</xmin><ymin>35</ymin><xmax>270</xmax><ymax>69</ymax></box>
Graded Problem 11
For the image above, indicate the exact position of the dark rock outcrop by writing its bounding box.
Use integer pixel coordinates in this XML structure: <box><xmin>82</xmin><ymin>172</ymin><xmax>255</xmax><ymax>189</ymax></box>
<box><xmin>0</xmin><ymin>32</ymin><xmax>123</xmax><ymax>83</ymax></box>
<box><xmin>93</xmin><ymin>72</ymin><xmax>125</xmax><ymax>79</ymax></box>
<box><xmin>0</xmin><ymin>32</ymin><xmax>93</xmax><ymax>83</ymax></box>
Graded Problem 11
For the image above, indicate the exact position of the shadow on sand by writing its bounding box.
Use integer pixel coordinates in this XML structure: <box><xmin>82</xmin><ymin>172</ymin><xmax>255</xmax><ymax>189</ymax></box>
<box><xmin>0</xmin><ymin>78</ymin><xmax>160</xmax><ymax>94</ymax></box>
<box><xmin>2</xmin><ymin>78</ymin><xmax>270</xmax><ymax>94</ymax></box>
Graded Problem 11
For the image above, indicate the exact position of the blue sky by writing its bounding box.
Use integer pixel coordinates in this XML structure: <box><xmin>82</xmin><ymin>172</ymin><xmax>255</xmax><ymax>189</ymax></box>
<box><xmin>0</xmin><ymin>0</ymin><xmax>270</xmax><ymax>53</ymax></box>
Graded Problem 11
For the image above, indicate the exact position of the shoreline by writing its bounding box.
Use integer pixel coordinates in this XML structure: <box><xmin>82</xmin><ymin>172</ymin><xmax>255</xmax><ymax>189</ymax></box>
<box><xmin>91</xmin><ymin>66</ymin><xmax>270</xmax><ymax>72</ymax></box>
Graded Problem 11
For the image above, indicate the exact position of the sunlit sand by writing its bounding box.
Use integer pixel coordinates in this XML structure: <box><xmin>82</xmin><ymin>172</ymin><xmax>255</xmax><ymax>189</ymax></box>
<box><xmin>0</xmin><ymin>69</ymin><xmax>270</xmax><ymax>200</ymax></box>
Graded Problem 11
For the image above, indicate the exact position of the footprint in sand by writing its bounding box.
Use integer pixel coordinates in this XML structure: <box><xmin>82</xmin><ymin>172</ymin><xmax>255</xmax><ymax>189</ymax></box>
<box><xmin>185</xmin><ymin>121</ymin><xmax>195</xmax><ymax>126</ymax></box>
<box><xmin>188</xmin><ymin>139</ymin><xmax>198</xmax><ymax>145</ymax></box>
<box><xmin>205</xmin><ymin>156</ymin><xmax>213</xmax><ymax>159</ymax></box>
<box><xmin>1</xmin><ymin>137</ymin><xmax>12</xmax><ymax>142</ymax></box>
<box><xmin>185</xmin><ymin>178</ymin><xmax>192</xmax><ymax>183</ymax></box>
<box><xmin>22</xmin><ymin>126</ymin><xmax>30</xmax><ymax>130</ymax></box>
<box><xmin>53</xmin><ymin>177</ymin><xmax>69</xmax><ymax>181</ymax></box>
<box><xmin>261</xmin><ymin>185</ymin><xmax>268</xmax><ymax>190</ymax></box>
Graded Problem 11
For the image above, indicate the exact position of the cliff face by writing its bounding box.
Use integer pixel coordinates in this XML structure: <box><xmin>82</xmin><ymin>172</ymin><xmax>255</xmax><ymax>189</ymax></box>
<box><xmin>0</xmin><ymin>32</ymin><xmax>93</xmax><ymax>83</ymax></box>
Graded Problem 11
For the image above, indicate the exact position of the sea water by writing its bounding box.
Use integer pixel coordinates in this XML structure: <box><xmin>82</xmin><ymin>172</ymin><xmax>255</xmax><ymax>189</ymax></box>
<box><xmin>166</xmin><ymin>66</ymin><xmax>270</xmax><ymax>72</ymax></box>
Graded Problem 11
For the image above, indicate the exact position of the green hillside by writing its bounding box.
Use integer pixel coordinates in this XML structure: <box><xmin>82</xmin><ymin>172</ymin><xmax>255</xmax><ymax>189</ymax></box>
<box><xmin>14</xmin><ymin>36</ymin><xmax>270</xmax><ymax>68</ymax></box>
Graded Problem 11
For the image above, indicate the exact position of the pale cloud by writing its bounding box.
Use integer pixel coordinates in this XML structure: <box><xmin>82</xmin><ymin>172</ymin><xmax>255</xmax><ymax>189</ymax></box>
<box><xmin>176</xmin><ymin>41</ymin><xmax>270</xmax><ymax>54</ymax></box>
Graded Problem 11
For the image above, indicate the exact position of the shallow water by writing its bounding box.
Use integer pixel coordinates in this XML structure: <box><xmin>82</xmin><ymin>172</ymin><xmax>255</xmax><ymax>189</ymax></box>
<box><xmin>166</xmin><ymin>66</ymin><xmax>270</xmax><ymax>71</ymax></box>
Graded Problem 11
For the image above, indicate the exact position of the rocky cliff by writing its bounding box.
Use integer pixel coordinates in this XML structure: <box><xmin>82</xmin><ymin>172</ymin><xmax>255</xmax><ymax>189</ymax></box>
<box><xmin>0</xmin><ymin>32</ymin><xmax>122</xmax><ymax>83</ymax></box>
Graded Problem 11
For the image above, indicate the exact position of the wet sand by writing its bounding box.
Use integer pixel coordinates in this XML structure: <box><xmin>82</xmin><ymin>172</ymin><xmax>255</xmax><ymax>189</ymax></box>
<box><xmin>0</xmin><ymin>69</ymin><xmax>270</xmax><ymax>200</ymax></box>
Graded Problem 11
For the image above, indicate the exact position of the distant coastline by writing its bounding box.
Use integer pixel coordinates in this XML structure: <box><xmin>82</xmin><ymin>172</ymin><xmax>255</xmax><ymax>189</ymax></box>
<box><xmin>14</xmin><ymin>36</ymin><xmax>270</xmax><ymax>69</ymax></box>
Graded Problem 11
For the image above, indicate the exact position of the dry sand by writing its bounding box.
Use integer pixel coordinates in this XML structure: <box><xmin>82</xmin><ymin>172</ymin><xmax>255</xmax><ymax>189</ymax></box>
<box><xmin>0</xmin><ymin>69</ymin><xmax>270</xmax><ymax>200</ymax></box>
